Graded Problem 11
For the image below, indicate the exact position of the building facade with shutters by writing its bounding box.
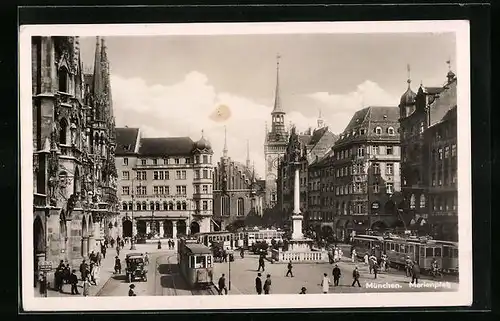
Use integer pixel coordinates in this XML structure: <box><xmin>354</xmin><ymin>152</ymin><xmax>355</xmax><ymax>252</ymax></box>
<box><xmin>32</xmin><ymin>36</ymin><xmax>118</xmax><ymax>285</ymax></box>
<box><xmin>115</xmin><ymin>128</ymin><xmax>214</xmax><ymax>238</ymax></box>
<box><xmin>330</xmin><ymin>106</ymin><xmax>402</xmax><ymax>242</ymax></box>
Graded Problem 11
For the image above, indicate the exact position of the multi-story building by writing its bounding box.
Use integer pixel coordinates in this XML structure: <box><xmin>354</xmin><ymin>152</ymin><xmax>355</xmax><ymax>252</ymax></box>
<box><xmin>330</xmin><ymin>106</ymin><xmax>401</xmax><ymax>241</ymax></box>
<box><xmin>399</xmin><ymin>67</ymin><xmax>458</xmax><ymax>240</ymax></box>
<box><xmin>264</xmin><ymin>57</ymin><xmax>289</xmax><ymax>209</ymax></box>
<box><xmin>32</xmin><ymin>36</ymin><xmax>118</xmax><ymax>282</ymax></box>
<box><xmin>277</xmin><ymin>122</ymin><xmax>337</xmax><ymax>228</ymax></box>
<box><xmin>212</xmin><ymin>130</ymin><xmax>265</xmax><ymax>231</ymax></box>
<box><xmin>115</xmin><ymin>128</ymin><xmax>214</xmax><ymax>238</ymax></box>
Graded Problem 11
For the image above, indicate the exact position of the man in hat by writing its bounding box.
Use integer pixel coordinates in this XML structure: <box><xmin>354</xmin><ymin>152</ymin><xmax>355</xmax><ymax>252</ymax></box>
<box><xmin>263</xmin><ymin>274</ymin><xmax>272</xmax><ymax>295</ymax></box>
<box><xmin>351</xmin><ymin>266</ymin><xmax>361</xmax><ymax>287</ymax></box>
<box><xmin>299</xmin><ymin>287</ymin><xmax>307</xmax><ymax>294</ymax></box>
<box><xmin>69</xmin><ymin>269</ymin><xmax>79</xmax><ymax>295</ymax></box>
<box><xmin>286</xmin><ymin>260</ymin><xmax>293</xmax><ymax>277</ymax></box>
<box><xmin>332</xmin><ymin>264</ymin><xmax>341</xmax><ymax>286</ymax></box>
<box><xmin>128</xmin><ymin>284</ymin><xmax>136</xmax><ymax>296</ymax></box>
<box><xmin>255</xmin><ymin>273</ymin><xmax>263</xmax><ymax>295</ymax></box>
<box><xmin>218</xmin><ymin>273</ymin><xmax>228</xmax><ymax>295</ymax></box>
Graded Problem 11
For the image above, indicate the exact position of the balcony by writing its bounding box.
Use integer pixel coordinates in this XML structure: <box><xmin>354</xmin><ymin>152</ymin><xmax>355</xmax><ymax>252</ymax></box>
<box><xmin>34</xmin><ymin>193</ymin><xmax>47</xmax><ymax>207</ymax></box>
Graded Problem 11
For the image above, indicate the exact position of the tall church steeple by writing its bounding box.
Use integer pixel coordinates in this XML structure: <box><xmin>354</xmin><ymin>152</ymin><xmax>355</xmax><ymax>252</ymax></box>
<box><xmin>222</xmin><ymin>125</ymin><xmax>228</xmax><ymax>159</ymax></box>
<box><xmin>271</xmin><ymin>54</ymin><xmax>285</xmax><ymax>136</ymax></box>
<box><xmin>246</xmin><ymin>139</ymin><xmax>251</xmax><ymax>168</ymax></box>
<box><xmin>317</xmin><ymin>108</ymin><xmax>324</xmax><ymax>128</ymax></box>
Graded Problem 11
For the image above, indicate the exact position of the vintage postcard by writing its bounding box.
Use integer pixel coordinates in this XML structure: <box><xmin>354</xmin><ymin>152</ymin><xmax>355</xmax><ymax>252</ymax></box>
<box><xmin>20</xmin><ymin>21</ymin><xmax>472</xmax><ymax>311</ymax></box>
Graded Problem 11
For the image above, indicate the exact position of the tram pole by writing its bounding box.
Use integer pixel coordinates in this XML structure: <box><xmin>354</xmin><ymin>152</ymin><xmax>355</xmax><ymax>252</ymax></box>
<box><xmin>228</xmin><ymin>256</ymin><xmax>231</xmax><ymax>291</ymax></box>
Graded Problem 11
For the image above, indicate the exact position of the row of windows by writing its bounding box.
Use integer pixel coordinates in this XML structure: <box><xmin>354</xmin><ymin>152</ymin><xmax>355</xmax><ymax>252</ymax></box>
<box><xmin>409</xmin><ymin>194</ymin><xmax>427</xmax><ymax>209</ymax></box>
<box><xmin>121</xmin><ymin>200</ymin><xmax>210</xmax><ymax>211</ymax></box>
<box><xmin>220</xmin><ymin>196</ymin><xmax>245</xmax><ymax>216</ymax></box>
<box><xmin>335</xmin><ymin>145</ymin><xmax>397</xmax><ymax>161</ymax></box>
<box><xmin>121</xmin><ymin>185</ymin><xmax>188</xmax><ymax>196</ymax></box>
<box><xmin>431</xmin><ymin>169</ymin><xmax>458</xmax><ymax>187</ymax></box>
<box><xmin>431</xmin><ymin>195</ymin><xmax>458</xmax><ymax>212</ymax></box>
<box><xmin>194</xmin><ymin>185</ymin><xmax>211</xmax><ymax>194</ymax></box>
<box><xmin>338</xmin><ymin>126</ymin><xmax>398</xmax><ymax>140</ymax></box>
<box><xmin>330</xmin><ymin>162</ymin><xmax>395</xmax><ymax>178</ymax></box>
<box><xmin>122</xmin><ymin>155</ymin><xmax>212</xmax><ymax>166</ymax></box>
<box><xmin>124</xmin><ymin>170</ymin><xmax>196</xmax><ymax>181</ymax></box>
<box><xmin>335</xmin><ymin>182</ymin><xmax>394</xmax><ymax>195</ymax></box>
<box><xmin>431</xmin><ymin>144</ymin><xmax>457</xmax><ymax>162</ymax></box>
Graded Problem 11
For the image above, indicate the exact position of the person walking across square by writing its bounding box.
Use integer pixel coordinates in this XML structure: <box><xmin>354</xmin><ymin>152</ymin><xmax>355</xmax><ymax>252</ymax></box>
<box><xmin>286</xmin><ymin>260</ymin><xmax>293</xmax><ymax>277</ymax></box>
<box><xmin>332</xmin><ymin>264</ymin><xmax>341</xmax><ymax>286</ymax></box>
<box><xmin>351</xmin><ymin>266</ymin><xmax>361</xmax><ymax>287</ymax></box>
<box><xmin>255</xmin><ymin>273</ymin><xmax>263</xmax><ymax>295</ymax></box>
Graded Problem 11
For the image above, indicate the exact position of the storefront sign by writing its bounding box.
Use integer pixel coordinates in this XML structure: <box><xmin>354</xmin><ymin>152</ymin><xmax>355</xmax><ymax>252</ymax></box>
<box><xmin>38</xmin><ymin>261</ymin><xmax>53</xmax><ymax>272</ymax></box>
<box><xmin>371</xmin><ymin>202</ymin><xmax>380</xmax><ymax>209</ymax></box>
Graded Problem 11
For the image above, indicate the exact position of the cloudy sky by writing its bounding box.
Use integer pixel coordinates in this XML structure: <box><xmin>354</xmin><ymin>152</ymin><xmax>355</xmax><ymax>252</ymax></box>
<box><xmin>79</xmin><ymin>32</ymin><xmax>455</xmax><ymax>177</ymax></box>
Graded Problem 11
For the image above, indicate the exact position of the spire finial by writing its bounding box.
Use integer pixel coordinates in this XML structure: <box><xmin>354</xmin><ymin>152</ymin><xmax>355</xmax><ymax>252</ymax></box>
<box><xmin>407</xmin><ymin>63</ymin><xmax>412</xmax><ymax>87</ymax></box>
<box><xmin>246</xmin><ymin>139</ymin><xmax>251</xmax><ymax>168</ymax></box>
<box><xmin>446</xmin><ymin>58</ymin><xmax>451</xmax><ymax>71</ymax></box>
<box><xmin>201</xmin><ymin>129</ymin><xmax>204</xmax><ymax>138</ymax></box>
<box><xmin>223</xmin><ymin>125</ymin><xmax>228</xmax><ymax>158</ymax></box>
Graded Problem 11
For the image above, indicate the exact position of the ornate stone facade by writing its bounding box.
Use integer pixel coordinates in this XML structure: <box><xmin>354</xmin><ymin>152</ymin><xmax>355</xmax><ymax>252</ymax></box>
<box><xmin>32</xmin><ymin>36</ymin><xmax>118</xmax><ymax>285</ymax></box>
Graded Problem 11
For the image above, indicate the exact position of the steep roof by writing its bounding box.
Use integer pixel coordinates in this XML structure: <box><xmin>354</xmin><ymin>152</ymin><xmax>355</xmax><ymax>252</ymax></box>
<box><xmin>428</xmin><ymin>79</ymin><xmax>457</xmax><ymax>127</ymax></box>
<box><xmin>138</xmin><ymin>137</ymin><xmax>195</xmax><ymax>156</ymax></box>
<box><xmin>115</xmin><ymin>127</ymin><xmax>140</xmax><ymax>155</ymax></box>
<box><xmin>298</xmin><ymin>135</ymin><xmax>312</xmax><ymax>145</ymax></box>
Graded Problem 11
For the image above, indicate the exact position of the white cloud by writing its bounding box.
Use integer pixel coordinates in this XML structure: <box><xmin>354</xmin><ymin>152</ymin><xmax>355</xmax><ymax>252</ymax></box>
<box><xmin>111</xmin><ymin>74</ymin><xmax>397</xmax><ymax>177</ymax></box>
<box><xmin>306</xmin><ymin>80</ymin><xmax>399</xmax><ymax>133</ymax></box>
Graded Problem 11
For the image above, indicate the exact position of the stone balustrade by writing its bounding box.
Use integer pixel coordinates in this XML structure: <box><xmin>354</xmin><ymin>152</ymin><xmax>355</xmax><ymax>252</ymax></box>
<box><xmin>271</xmin><ymin>249</ymin><xmax>329</xmax><ymax>263</ymax></box>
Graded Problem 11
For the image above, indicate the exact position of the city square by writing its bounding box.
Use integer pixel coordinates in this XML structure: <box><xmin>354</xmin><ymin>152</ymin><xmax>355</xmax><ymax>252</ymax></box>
<box><xmin>28</xmin><ymin>28</ymin><xmax>463</xmax><ymax>304</ymax></box>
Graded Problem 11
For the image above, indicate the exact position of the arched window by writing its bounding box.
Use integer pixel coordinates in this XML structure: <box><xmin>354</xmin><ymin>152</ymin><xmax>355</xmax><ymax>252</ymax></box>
<box><xmin>168</xmin><ymin>202</ymin><xmax>174</xmax><ymax>210</ymax></box>
<box><xmin>419</xmin><ymin>194</ymin><xmax>426</xmax><ymax>208</ymax></box>
<box><xmin>176</xmin><ymin>202</ymin><xmax>182</xmax><ymax>210</ymax></box>
<box><xmin>155</xmin><ymin>202</ymin><xmax>160</xmax><ymax>211</ymax></box>
<box><xmin>141</xmin><ymin>202</ymin><xmax>147</xmax><ymax>211</ymax></box>
<box><xmin>58</xmin><ymin>67</ymin><xmax>68</xmax><ymax>92</ymax></box>
<box><xmin>122</xmin><ymin>202</ymin><xmax>127</xmax><ymax>211</ymax></box>
<box><xmin>387</xmin><ymin>127</ymin><xmax>395</xmax><ymax>135</ymax></box>
<box><xmin>237</xmin><ymin>198</ymin><xmax>244</xmax><ymax>216</ymax></box>
<box><xmin>128</xmin><ymin>202</ymin><xmax>133</xmax><ymax>210</ymax></box>
<box><xmin>222</xmin><ymin>195</ymin><xmax>230</xmax><ymax>216</ymax></box>
<box><xmin>410</xmin><ymin>194</ymin><xmax>416</xmax><ymax>209</ymax></box>
<box><xmin>136</xmin><ymin>202</ymin><xmax>141</xmax><ymax>211</ymax></box>
<box><xmin>182</xmin><ymin>202</ymin><xmax>187</xmax><ymax>210</ymax></box>
<box><xmin>59</xmin><ymin>119</ymin><xmax>68</xmax><ymax>145</ymax></box>
<box><xmin>150</xmin><ymin>201</ymin><xmax>155</xmax><ymax>211</ymax></box>
<box><xmin>163</xmin><ymin>201</ymin><xmax>168</xmax><ymax>211</ymax></box>
<box><xmin>374</xmin><ymin>126</ymin><xmax>382</xmax><ymax>135</ymax></box>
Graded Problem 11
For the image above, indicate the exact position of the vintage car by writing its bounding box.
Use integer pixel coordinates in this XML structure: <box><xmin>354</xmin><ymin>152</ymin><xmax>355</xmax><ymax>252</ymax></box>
<box><xmin>125</xmin><ymin>253</ymin><xmax>148</xmax><ymax>282</ymax></box>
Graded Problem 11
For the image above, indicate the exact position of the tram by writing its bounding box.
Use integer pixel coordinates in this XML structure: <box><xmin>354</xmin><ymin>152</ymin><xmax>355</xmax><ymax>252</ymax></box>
<box><xmin>195</xmin><ymin>231</ymin><xmax>243</xmax><ymax>250</ymax></box>
<box><xmin>434</xmin><ymin>240</ymin><xmax>459</xmax><ymax>273</ymax></box>
<box><xmin>243</xmin><ymin>228</ymin><xmax>285</xmax><ymax>247</ymax></box>
<box><xmin>383</xmin><ymin>236</ymin><xmax>443</xmax><ymax>272</ymax></box>
<box><xmin>351</xmin><ymin>235</ymin><xmax>385</xmax><ymax>259</ymax></box>
<box><xmin>177</xmin><ymin>238</ymin><xmax>214</xmax><ymax>288</ymax></box>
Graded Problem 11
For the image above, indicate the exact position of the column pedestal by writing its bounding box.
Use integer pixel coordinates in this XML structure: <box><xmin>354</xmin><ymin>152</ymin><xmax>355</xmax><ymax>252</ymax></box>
<box><xmin>172</xmin><ymin>221</ymin><xmax>177</xmax><ymax>240</ymax></box>
<box><xmin>160</xmin><ymin>221</ymin><xmax>165</xmax><ymax>238</ymax></box>
<box><xmin>146</xmin><ymin>222</ymin><xmax>151</xmax><ymax>235</ymax></box>
<box><xmin>132</xmin><ymin>219</ymin><xmax>137</xmax><ymax>237</ymax></box>
<box><xmin>81</xmin><ymin>237</ymin><xmax>89</xmax><ymax>258</ymax></box>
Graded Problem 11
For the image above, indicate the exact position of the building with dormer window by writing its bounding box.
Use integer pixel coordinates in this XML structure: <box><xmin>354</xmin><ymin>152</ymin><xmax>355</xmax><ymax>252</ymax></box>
<box><xmin>115</xmin><ymin>128</ymin><xmax>214</xmax><ymax>238</ymax></box>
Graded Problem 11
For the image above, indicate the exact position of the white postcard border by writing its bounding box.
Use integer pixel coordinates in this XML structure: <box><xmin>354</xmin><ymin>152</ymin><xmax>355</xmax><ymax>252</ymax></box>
<box><xmin>20</xmin><ymin>20</ymin><xmax>472</xmax><ymax>311</ymax></box>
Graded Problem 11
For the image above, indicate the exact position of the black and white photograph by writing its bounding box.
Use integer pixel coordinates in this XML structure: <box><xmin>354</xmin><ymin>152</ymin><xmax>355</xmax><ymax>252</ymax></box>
<box><xmin>20</xmin><ymin>21</ymin><xmax>472</xmax><ymax>310</ymax></box>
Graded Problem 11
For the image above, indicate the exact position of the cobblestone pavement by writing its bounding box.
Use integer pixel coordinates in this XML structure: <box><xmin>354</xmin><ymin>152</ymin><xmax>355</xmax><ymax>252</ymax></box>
<box><xmin>213</xmin><ymin>253</ymin><xmax>459</xmax><ymax>295</ymax></box>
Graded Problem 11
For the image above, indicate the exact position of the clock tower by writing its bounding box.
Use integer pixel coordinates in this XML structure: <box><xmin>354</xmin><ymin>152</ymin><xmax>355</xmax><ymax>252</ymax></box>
<box><xmin>264</xmin><ymin>54</ymin><xmax>289</xmax><ymax>208</ymax></box>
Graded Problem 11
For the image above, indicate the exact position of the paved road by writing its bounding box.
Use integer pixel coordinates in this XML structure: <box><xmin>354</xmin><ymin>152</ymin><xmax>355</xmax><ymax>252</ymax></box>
<box><xmin>212</xmin><ymin>253</ymin><xmax>459</xmax><ymax>295</ymax></box>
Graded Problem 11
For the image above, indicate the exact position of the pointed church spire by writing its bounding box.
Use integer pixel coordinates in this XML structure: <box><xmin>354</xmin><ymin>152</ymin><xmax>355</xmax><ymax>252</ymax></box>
<box><xmin>223</xmin><ymin>125</ymin><xmax>228</xmax><ymax>158</ymax></box>
<box><xmin>406</xmin><ymin>63</ymin><xmax>412</xmax><ymax>88</ymax></box>
<box><xmin>246</xmin><ymin>139</ymin><xmax>251</xmax><ymax>168</ymax></box>
<box><xmin>317</xmin><ymin>108</ymin><xmax>324</xmax><ymax>128</ymax></box>
<box><xmin>272</xmin><ymin>54</ymin><xmax>284</xmax><ymax>114</ymax></box>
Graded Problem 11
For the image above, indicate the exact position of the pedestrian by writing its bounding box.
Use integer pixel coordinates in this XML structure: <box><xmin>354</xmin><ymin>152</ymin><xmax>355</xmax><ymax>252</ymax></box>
<box><xmin>38</xmin><ymin>273</ymin><xmax>47</xmax><ymax>296</ymax></box>
<box><xmin>332</xmin><ymin>264</ymin><xmax>341</xmax><ymax>286</ymax></box>
<box><xmin>110</xmin><ymin>238</ymin><xmax>115</xmax><ymax>248</ymax></box>
<box><xmin>373</xmin><ymin>262</ymin><xmax>379</xmax><ymax>279</ymax></box>
<box><xmin>89</xmin><ymin>263</ymin><xmax>97</xmax><ymax>285</ymax></box>
<box><xmin>263</xmin><ymin>274</ymin><xmax>272</xmax><ymax>295</ymax></box>
<box><xmin>114</xmin><ymin>256</ymin><xmax>122</xmax><ymax>274</ymax></box>
<box><xmin>257</xmin><ymin>255</ymin><xmax>265</xmax><ymax>272</ymax></box>
<box><xmin>96</xmin><ymin>251</ymin><xmax>102</xmax><ymax>266</ymax></box>
<box><xmin>116</xmin><ymin>245</ymin><xmax>121</xmax><ymax>256</ymax></box>
<box><xmin>69</xmin><ymin>269</ymin><xmax>80</xmax><ymax>295</ymax></box>
<box><xmin>54</xmin><ymin>268</ymin><xmax>63</xmax><ymax>292</ymax></box>
<box><xmin>369</xmin><ymin>255</ymin><xmax>377</xmax><ymax>274</ymax></box>
<box><xmin>351</xmin><ymin>266</ymin><xmax>361</xmax><ymax>287</ymax></box>
<box><xmin>89</xmin><ymin>251</ymin><xmax>97</xmax><ymax>264</ymax></box>
<box><xmin>255</xmin><ymin>273</ymin><xmax>263</xmax><ymax>295</ymax></box>
<box><xmin>411</xmin><ymin>261</ymin><xmax>421</xmax><ymax>284</ymax></box>
<box><xmin>102</xmin><ymin>246</ymin><xmax>107</xmax><ymax>259</ymax></box>
<box><xmin>240</xmin><ymin>247</ymin><xmax>245</xmax><ymax>259</ymax></box>
<box><xmin>364</xmin><ymin>253</ymin><xmax>369</xmax><ymax>265</ymax></box>
<box><xmin>104</xmin><ymin>239</ymin><xmax>108</xmax><ymax>248</ymax></box>
<box><xmin>92</xmin><ymin>263</ymin><xmax>100</xmax><ymax>285</ymax></box>
<box><xmin>338</xmin><ymin>249</ymin><xmax>343</xmax><ymax>261</ymax></box>
<box><xmin>334</xmin><ymin>248</ymin><xmax>339</xmax><ymax>262</ymax></box>
<box><xmin>299</xmin><ymin>287</ymin><xmax>307</xmax><ymax>294</ymax></box>
<box><xmin>128</xmin><ymin>284</ymin><xmax>136</xmax><ymax>296</ymax></box>
<box><xmin>63</xmin><ymin>264</ymin><xmax>71</xmax><ymax>284</ymax></box>
<box><xmin>321</xmin><ymin>273</ymin><xmax>331</xmax><ymax>294</ymax></box>
<box><xmin>144</xmin><ymin>252</ymin><xmax>150</xmax><ymax>265</ymax></box>
<box><xmin>351</xmin><ymin>249</ymin><xmax>357</xmax><ymax>263</ymax></box>
<box><xmin>83</xmin><ymin>277</ymin><xmax>90</xmax><ymax>297</ymax></box>
<box><xmin>218</xmin><ymin>274</ymin><xmax>228</xmax><ymax>295</ymax></box>
<box><xmin>405</xmin><ymin>256</ymin><xmax>413</xmax><ymax>277</ymax></box>
<box><xmin>286</xmin><ymin>260</ymin><xmax>293</xmax><ymax>277</ymax></box>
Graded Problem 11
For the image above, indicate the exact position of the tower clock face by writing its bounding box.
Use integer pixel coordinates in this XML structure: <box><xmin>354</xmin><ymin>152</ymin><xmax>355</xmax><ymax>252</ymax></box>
<box><xmin>272</xmin><ymin>157</ymin><xmax>280</xmax><ymax>169</ymax></box>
